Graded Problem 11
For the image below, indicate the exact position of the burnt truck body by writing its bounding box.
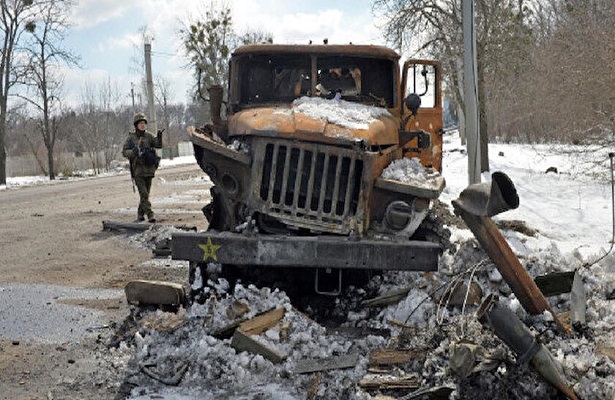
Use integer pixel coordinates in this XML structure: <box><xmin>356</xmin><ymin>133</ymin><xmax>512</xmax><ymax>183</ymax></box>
<box><xmin>172</xmin><ymin>44</ymin><xmax>448</xmax><ymax>295</ymax></box>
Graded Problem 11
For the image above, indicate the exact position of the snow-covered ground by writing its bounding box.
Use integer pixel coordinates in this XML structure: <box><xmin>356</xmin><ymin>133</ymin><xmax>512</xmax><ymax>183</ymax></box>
<box><xmin>4</xmin><ymin>132</ymin><xmax>615</xmax><ymax>399</ymax></box>
<box><xmin>440</xmin><ymin>136</ymin><xmax>614</xmax><ymax>258</ymax></box>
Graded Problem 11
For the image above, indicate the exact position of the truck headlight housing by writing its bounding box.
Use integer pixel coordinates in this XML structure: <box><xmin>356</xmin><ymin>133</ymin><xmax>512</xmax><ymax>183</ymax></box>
<box><xmin>384</xmin><ymin>201</ymin><xmax>413</xmax><ymax>231</ymax></box>
<box><xmin>383</xmin><ymin>199</ymin><xmax>429</xmax><ymax>237</ymax></box>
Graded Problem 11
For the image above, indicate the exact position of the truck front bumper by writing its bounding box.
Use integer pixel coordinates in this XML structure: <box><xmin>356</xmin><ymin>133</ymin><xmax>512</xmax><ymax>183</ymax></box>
<box><xmin>171</xmin><ymin>231</ymin><xmax>440</xmax><ymax>271</ymax></box>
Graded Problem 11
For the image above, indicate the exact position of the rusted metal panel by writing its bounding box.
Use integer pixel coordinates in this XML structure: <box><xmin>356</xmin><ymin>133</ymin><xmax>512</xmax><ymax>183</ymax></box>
<box><xmin>228</xmin><ymin>107</ymin><xmax>400</xmax><ymax>147</ymax></box>
<box><xmin>188</xmin><ymin>128</ymin><xmax>251</xmax><ymax>165</ymax></box>
<box><xmin>405</xmin><ymin>108</ymin><xmax>444</xmax><ymax>172</ymax></box>
<box><xmin>171</xmin><ymin>231</ymin><xmax>440</xmax><ymax>271</ymax></box>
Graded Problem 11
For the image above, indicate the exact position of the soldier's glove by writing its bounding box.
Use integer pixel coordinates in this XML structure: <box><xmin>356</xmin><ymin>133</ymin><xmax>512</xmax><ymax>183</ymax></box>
<box><xmin>157</xmin><ymin>129</ymin><xmax>165</xmax><ymax>135</ymax></box>
<box><xmin>137</xmin><ymin>147</ymin><xmax>144</xmax><ymax>158</ymax></box>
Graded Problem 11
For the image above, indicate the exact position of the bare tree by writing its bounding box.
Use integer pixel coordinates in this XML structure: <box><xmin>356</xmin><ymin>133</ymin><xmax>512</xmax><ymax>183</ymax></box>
<box><xmin>20</xmin><ymin>0</ymin><xmax>79</xmax><ymax>179</ymax></box>
<box><xmin>154</xmin><ymin>75</ymin><xmax>176</xmax><ymax>157</ymax></box>
<box><xmin>522</xmin><ymin>0</ymin><xmax>615</xmax><ymax>144</ymax></box>
<box><xmin>74</xmin><ymin>78</ymin><xmax>126</xmax><ymax>173</ymax></box>
<box><xmin>0</xmin><ymin>0</ymin><xmax>36</xmax><ymax>184</ymax></box>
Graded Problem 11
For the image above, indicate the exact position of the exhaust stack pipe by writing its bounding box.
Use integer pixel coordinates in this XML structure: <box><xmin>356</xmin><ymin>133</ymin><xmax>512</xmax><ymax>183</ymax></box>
<box><xmin>477</xmin><ymin>295</ymin><xmax>580</xmax><ymax>400</ymax></box>
<box><xmin>452</xmin><ymin>172</ymin><xmax>569</xmax><ymax>333</ymax></box>
<box><xmin>454</xmin><ymin>171</ymin><xmax>519</xmax><ymax>217</ymax></box>
<box><xmin>208</xmin><ymin>85</ymin><xmax>228</xmax><ymax>142</ymax></box>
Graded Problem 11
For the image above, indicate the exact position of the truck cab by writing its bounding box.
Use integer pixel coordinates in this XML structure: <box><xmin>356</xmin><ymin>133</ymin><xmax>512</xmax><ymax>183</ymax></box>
<box><xmin>172</xmin><ymin>44</ymin><xmax>447</xmax><ymax>297</ymax></box>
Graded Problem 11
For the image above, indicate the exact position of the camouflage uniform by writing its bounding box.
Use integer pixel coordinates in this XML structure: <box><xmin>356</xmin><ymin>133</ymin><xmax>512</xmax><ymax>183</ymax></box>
<box><xmin>122</xmin><ymin>113</ymin><xmax>162</xmax><ymax>222</ymax></box>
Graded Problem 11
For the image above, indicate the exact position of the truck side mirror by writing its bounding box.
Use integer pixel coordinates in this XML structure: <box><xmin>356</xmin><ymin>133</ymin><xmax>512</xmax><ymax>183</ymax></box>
<box><xmin>405</xmin><ymin>93</ymin><xmax>421</xmax><ymax>116</ymax></box>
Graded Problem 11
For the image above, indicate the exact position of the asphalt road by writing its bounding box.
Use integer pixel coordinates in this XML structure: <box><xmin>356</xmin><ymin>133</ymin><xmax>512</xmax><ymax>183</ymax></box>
<box><xmin>0</xmin><ymin>163</ymin><xmax>210</xmax><ymax>399</ymax></box>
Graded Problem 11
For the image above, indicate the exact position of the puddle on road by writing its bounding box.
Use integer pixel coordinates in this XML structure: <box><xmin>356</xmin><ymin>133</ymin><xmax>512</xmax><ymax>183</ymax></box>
<box><xmin>0</xmin><ymin>283</ymin><xmax>124</xmax><ymax>343</ymax></box>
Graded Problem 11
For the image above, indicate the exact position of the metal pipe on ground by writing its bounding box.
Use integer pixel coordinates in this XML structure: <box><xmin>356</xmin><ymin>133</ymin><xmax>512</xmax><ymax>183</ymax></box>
<box><xmin>452</xmin><ymin>171</ymin><xmax>570</xmax><ymax>334</ymax></box>
<box><xmin>477</xmin><ymin>295</ymin><xmax>580</xmax><ymax>400</ymax></box>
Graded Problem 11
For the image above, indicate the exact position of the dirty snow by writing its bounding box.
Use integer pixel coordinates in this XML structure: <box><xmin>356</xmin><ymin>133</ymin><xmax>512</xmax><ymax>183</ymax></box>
<box><xmin>293</xmin><ymin>96</ymin><xmax>391</xmax><ymax>130</ymax></box>
<box><xmin>381</xmin><ymin>157</ymin><xmax>444</xmax><ymax>189</ymax></box>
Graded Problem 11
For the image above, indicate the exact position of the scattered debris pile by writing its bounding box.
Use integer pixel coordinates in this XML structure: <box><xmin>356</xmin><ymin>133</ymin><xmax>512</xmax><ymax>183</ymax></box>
<box><xmin>113</xmin><ymin>231</ymin><xmax>615</xmax><ymax>399</ymax></box>
<box><xmin>105</xmin><ymin>170</ymin><xmax>615</xmax><ymax>399</ymax></box>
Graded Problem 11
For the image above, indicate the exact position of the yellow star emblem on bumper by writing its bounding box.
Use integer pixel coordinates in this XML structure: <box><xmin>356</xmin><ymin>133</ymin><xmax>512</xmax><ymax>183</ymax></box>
<box><xmin>198</xmin><ymin>237</ymin><xmax>222</xmax><ymax>262</ymax></box>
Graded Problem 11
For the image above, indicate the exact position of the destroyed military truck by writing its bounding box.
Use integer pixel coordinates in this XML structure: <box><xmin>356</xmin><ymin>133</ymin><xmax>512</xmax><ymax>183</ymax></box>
<box><xmin>172</xmin><ymin>44</ymin><xmax>449</xmax><ymax>297</ymax></box>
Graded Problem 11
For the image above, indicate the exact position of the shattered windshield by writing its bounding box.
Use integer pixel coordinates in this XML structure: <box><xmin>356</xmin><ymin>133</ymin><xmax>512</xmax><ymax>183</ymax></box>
<box><xmin>233</xmin><ymin>53</ymin><xmax>395</xmax><ymax>109</ymax></box>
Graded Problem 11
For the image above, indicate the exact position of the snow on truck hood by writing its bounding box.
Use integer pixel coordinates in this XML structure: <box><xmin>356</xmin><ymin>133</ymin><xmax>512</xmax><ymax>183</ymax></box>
<box><xmin>228</xmin><ymin>97</ymin><xmax>399</xmax><ymax>146</ymax></box>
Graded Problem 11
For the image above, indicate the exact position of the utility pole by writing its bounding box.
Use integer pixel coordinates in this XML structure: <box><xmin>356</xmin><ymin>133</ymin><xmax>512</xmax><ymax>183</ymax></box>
<box><xmin>130</xmin><ymin>82</ymin><xmax>136</xmax><ymax>115</ymax></box>
<box><xmin>144</xmin><ymin>38</ymin><xmax>158</xmax><ymax>134</ymax></box>
<box><xmin>463</xmin><ymin>0</ymin><xmax>481</xmax><ymax>184</ymax></box>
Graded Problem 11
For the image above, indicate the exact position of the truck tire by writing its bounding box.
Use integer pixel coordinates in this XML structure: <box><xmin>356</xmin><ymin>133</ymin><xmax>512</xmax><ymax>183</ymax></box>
<box><xmin>411</xmin><ymin>211</ymin><xmax>453</xmax><ymax>253</ymax></box>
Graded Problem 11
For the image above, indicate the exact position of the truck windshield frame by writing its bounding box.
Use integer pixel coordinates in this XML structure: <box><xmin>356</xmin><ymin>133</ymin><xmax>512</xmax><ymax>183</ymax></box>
<box><xmin>232</xmin><ymin>53</ymin><xmax>396</xmax><ymax>109</ymax></box>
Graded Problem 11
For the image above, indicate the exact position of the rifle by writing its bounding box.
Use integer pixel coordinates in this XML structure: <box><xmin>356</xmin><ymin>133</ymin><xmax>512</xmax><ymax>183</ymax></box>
<box><xmin>128</xmin><ymin>139</ymin><xmax>139</xmax><ymax>192</ymax></box>
<box><xmin>129</xmin><ymin>159</ymin><xmax>136</xmax><ymax>193</ymax></box>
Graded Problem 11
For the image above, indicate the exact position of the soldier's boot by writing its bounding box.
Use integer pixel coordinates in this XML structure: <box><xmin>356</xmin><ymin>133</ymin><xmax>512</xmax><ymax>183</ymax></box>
<box><xmin>147</xmin><ymin>213</ymin><xmax>156</xmax><ymax>223</ymax></box>
<box><xmin>136</xmin><ymin>214</ymin><xmax>145</xmax><ymax>222</ymax></box>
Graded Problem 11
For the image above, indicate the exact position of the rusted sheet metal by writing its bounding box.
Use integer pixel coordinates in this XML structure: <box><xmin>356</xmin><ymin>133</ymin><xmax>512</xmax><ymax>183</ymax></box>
<box><xmin>534</xmin><ymin>271</ymin><xmax>576</xmax><ymax>297</ymax></box>
<box><xmin>171</xmin><ymin>231</ymin><xmax>440</xmax><ymax>271</ymax></box>
<box><xmin>229</xmin><ymin>106</ymin><xmax>400</xmax><ymax>147</ymax></box>
<box><xmin>453</xmin><ymin>172</ymin><xmax>569</xmax><ymax>334</ymax></box>
<box><xmin>188</xmin><ymin>128</ymin><xmax>250</xmax><ymax>165</ymax></box>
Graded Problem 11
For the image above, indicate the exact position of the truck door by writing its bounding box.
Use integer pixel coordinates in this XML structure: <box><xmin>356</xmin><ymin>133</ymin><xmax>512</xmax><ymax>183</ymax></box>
<box><xmin>401</xmin><ymin>60</ymin><xmax>443</xmax><ymax>172</ymax></box>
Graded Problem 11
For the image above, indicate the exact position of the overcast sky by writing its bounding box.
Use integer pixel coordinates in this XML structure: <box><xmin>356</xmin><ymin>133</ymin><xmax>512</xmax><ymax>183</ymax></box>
<box><xmin>61</xmin><ymin>0</ymin><xmax>387</xmax><ymax>107</ymax></box>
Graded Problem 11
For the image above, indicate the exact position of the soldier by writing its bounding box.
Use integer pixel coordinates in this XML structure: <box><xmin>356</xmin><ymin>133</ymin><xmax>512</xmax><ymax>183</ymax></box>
<box><xmin>122</xmin><ymin>113</ymin><xmax>163</xmax><ymax>222</ymax></box>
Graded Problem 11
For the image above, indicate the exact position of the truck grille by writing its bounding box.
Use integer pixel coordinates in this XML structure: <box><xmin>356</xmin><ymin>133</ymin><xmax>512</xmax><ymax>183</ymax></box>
<box><xmin>255</xmin><ymin>141</ymin><xmax>363</xmax><ymax>233</ymax></box>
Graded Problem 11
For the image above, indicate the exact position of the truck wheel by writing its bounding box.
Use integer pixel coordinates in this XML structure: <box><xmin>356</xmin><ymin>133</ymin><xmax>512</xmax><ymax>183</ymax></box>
<box><xmin>411</xmin><ymin>211</ymin><xmax>453</xmax><ymax>253</ymax></box>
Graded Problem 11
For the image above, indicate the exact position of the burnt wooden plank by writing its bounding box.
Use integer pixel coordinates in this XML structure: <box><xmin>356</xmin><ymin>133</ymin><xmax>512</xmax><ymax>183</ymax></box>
<box><xmin>295</xmin><ymin>353</ymin><xmax>359</xmax><ymax>374</ymax></box>
<box><xmin>230</xmin><ymin>329</ymin><xmax>285</xmax><ymax>364</ymax></box>
<box><xmin>238</xmin><ymin>308</ymin><xmax>285</xmax><ymax>336</ymax></box>
<box><xmin>369</xmin><ymin>348</ymin><xmax>424</xmax><ymax>366</ymax></box>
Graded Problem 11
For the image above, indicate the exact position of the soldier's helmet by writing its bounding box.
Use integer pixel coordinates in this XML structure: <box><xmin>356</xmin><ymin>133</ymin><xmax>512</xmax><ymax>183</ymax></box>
<box><xmin>133</xmin><ymin>113</ymin><xmax>147</xmax><ymax>126</ymax></box>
